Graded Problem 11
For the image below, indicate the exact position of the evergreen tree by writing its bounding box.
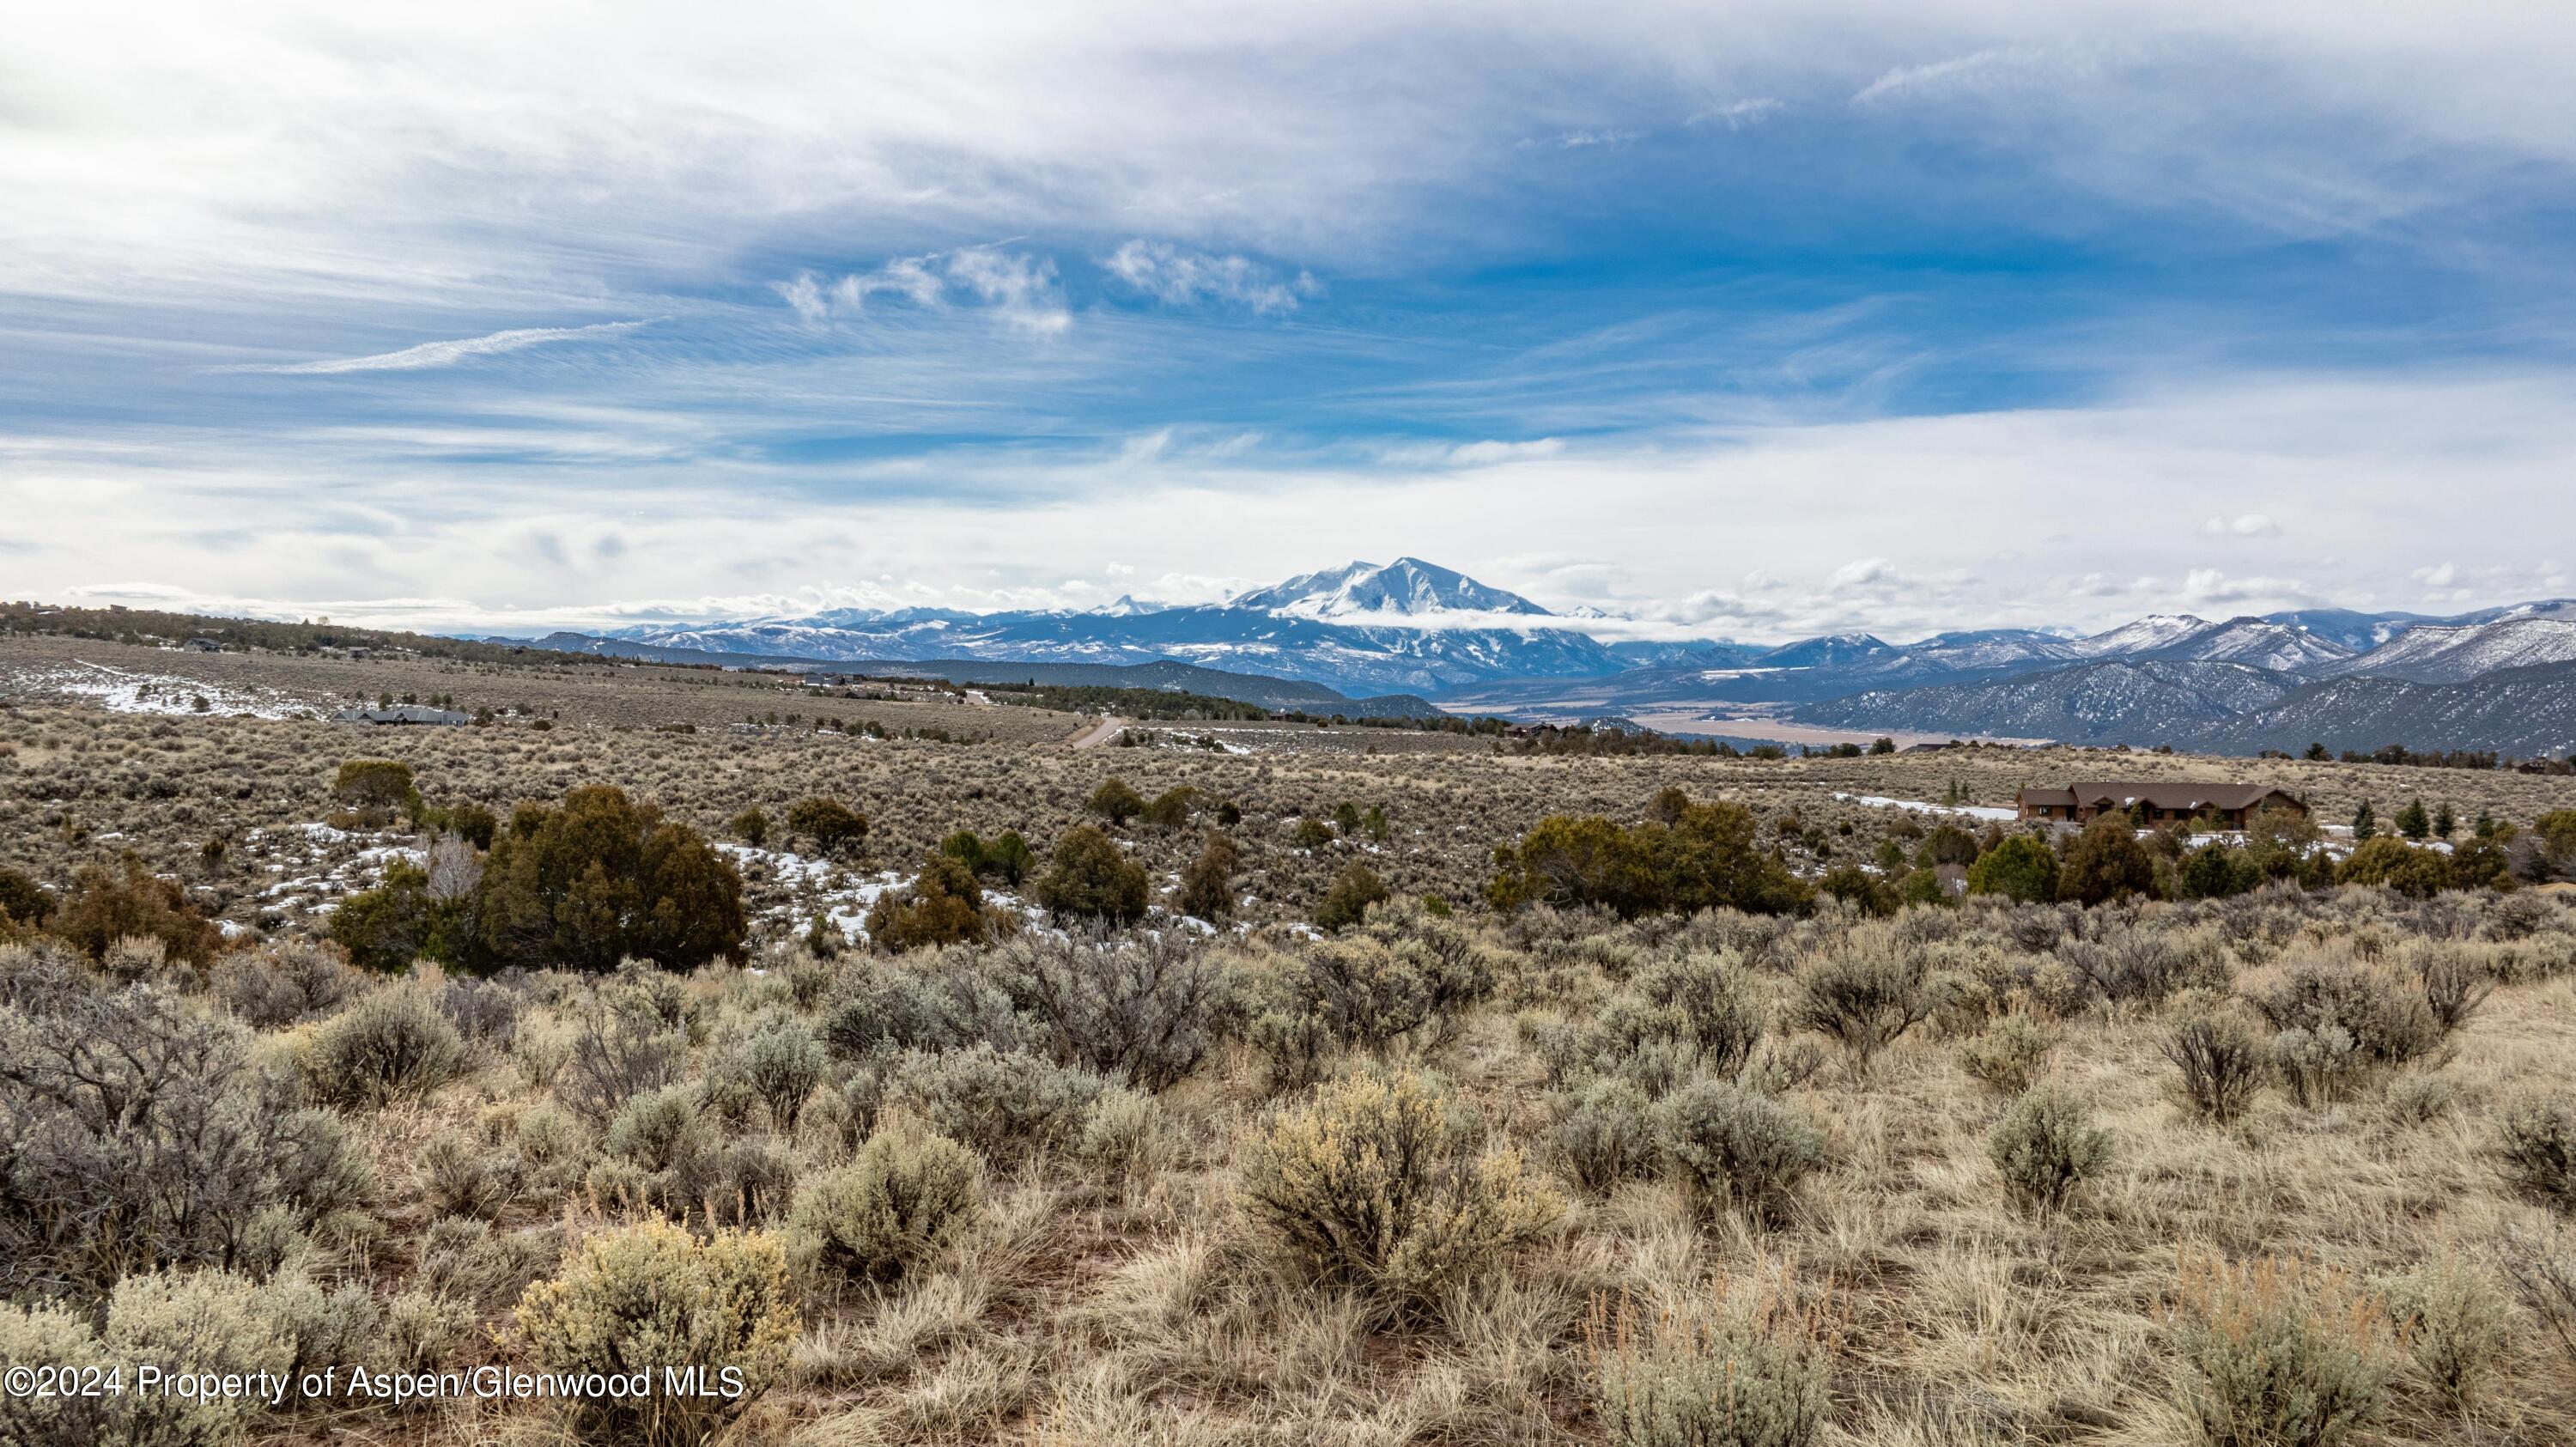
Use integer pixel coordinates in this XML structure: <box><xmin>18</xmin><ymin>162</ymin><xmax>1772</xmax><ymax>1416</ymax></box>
<box><xmin>2397</xmin><ymin>798</ymin><xmax>2431</xmax><ymax>841</ymax></box>
<box><xmin>2352</xmin><ymin>800</ymin><xmax>2377</xmax><ymax>841</ymax></box>
<box><xmin>1086</xmin><ymin>777</ymin><xmax>1145</xmax><ymax>825</ymax></box>
<box><xmin>2433</xmin><ymin>801</ymin><xmax>2456</xmax><ymax>839</ymax></box>
<box><xmin>2059</xmin><ymin>817</ymin><xmax>2155</xmax><ymax>905</ymax></box>
<box><xmin>1033</xmin><ymin>825</ymin><xmax>1148</xmax><ymax>924</ymax></box>
<box><xmin>1314</xmin><ymin>861</ymin><xmax>1390</xmax><ymax>932</ymax></box>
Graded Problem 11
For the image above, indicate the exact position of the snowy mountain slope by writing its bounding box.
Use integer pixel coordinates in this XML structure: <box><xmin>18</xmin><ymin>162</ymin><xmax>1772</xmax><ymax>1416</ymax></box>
<box><xmin>2319</xmin><ymin>616</ymin><xmax>2576</xmax><ymax>682</ymax></box>
<box><xmin>1229</xmin><ymin>557</ymin><xmax>1552</xmax><ymax>619</ymax></box>
<box><xmin>2196</xmin><ymin>660</ymin><xmax>2576</xmax><ymax>757</ymax></box>
<box><xmin>2068</xmin><ymin>614</ymin><xmax>2209</xmax><ymax>657</ymax></box>
<box><xmin>2142</xmin><ymin>617</ymin><xmax>2355</xmax><ymax>672</ymax></box>
<box><xmin>1793</xmin><ymin>660</ymin><xmax>2298</xmax><ymax>745</ymax></box>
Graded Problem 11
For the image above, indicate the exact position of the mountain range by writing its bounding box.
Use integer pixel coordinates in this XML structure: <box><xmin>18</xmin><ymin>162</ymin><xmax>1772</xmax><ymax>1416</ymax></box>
<box><xmin>494</xmin><ymin>557</ymin><xmax>2576</xmax><ymax>757</ymax></box>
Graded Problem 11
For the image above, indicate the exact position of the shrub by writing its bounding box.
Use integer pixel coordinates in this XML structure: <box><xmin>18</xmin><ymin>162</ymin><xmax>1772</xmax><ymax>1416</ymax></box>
<box><xmin>513</xmin><ymin>1221</ymin><xmax>799</xmax><ymax>1447</ymax></box>
<box><xmin>864</xmin><ymin>851</ymin><xmax>999</xmax><ymax>951</ymax></box>
<box><xmin>1488</xmin><ymin>802</ymin><xmax>1810</xmax><ymax>918</ymax></box>
<box><xmin>1073</xmin><ymin>1085</ymin><xmax>1183</xmax><ymax>1183</ymax></box>
<box><xmin>102</xmin><ymin>1267</ymin><xmax>295</xmax><ymax>1447</ymax></box>
<box><xmin>1657</xmin><ymin>1079</ymin><xmax>1826</xmax><ymax>1227</ymax></box>
<box><xmin>419</xmin><ymin>1127</ymin><xmax>520</xmax><ymax>1221</ymax></box>
<box><xmin>1582</xmin><ymin>1273</ymin><xmax>1832</xmax><ymax>1447</ymax></box>
<box><xmin>2167</xmin><ymin>1254</ymin><xmax>2394</xmax><ymax>1447</ymax></box>
<box><xmin>1989</xmin><ymin>1085</ymin><xmax>2111</xmax><ymax>1213</ymax></box>
<box><xmin>817</xmin><ymin>957</ymin><xmax>1025</xmax><ymax>1061</ymax></box>
<box><xmin>2500</xmin><ymin>1097</ymin><xmax>2576</xmax><ymax>1213</ymax></box>
<box><xmin>2060</xmin><ymin>818</ymin><xmax>2154</xmax><ymax>905</ymax></box>
<box><xmin>1033</xmin><ymin>825</ymin><xmax>1150</xmax><ymax>925</ymax></box>
<box><xmin>332</xmin><ymin>757</ymin><xmax>420</xmax><ymax>817</ymax></box>
<box><xmin>2161</xmin><ymin>1004</ymin><xmax>2265</xmax><ymax>1124</ymax></box>
<box><xmin>1315</xmin><ymin>860</ymin><xmax>1392</xmax><ymax>933</ymax></box>
<box><xmin>592</xmin><ymin>1083</ymin><xmax>716</xmax><ymax>1216</ymax></box>
<box><xmin>786</xmin><ymin>796</ymin><xmax>870</xmax><ymax>857</ymax></box>
<box><xmin>1548</xmin><ymin>1078</ymin><xmax>1660</xmax><ymax>1195</ymax></box>
<box><xmin>554</xmin><ymin>994</ymin><xmax>688</xmax><ymax>1126</ymax></box>
<box><xmin>2248</xmin><ymin>963</ymin><xmax>2441</xmax><ymax>1070</ymax></box>
<box><xmin>1176</xmin><ymin>833</ymin><xmax>1237</xmax><ymax>921</ymax></box>
<box><xmin>210</xmin><ymin>937</ymin><xmax>364</xmax><ymax>1027</ymax></box>
<box><xmin>328</xmin><ymin>858</ymin><xmax>443</xmax><ymax>971</ymax></box>
<box><xmin>2384</xmin><ymin>1253</ymin><xmax>2513</xmax><ymax>1411</ymax></box>
<box><xmin>787</xmin><ymin>1122</ymin><xmax>983</xmax><ymax>1285</ymax></box>
<box><xmin>1966</xmin><ymin>835</ymin><xmax>2059</xmax><ymax>903</ymax></box>
<box><xmin>884</xmin><ymin>1043</ymin><xmax>1105</xmax><ymax>1168</ymax></box>
<box><xmin>2271</xmin><ymin>1025</ymin><xmax>2365</xmax><ymax>1109</ymax></box>
<box><xmin>986</xmin><ymin>932</ymin><xmax>1232</xmax><ymax>1089</ymax></box>
<box><xmin>474</xmin><ymin>785</ymin><xmax>746</xmax><ymax>971</ymax></box>
<box><xmin>1088</xmin><ymin>776</ymin><xmax>1146</xmax><ymax>824</ymax></box>
<box><xmin>0</xmin><ymin>1300</ymin><xmax>111</xmax><ymax>1443</ymax></box>
<box><xmin>2414</xmin><ymin>947</ymin><xmax>2492</xmax><ymax>1034</ymax></box>
<box><xmin>707</xmin><ymin>1016</ymin><xmax>827</xmax><ymax>1130</ymax></box>
<box><xmin>1238</xmin><ymin>1071</ymin><xmax>1560</xmax><ymax>1316</ymax></box>
<box><xmin>1956</xmin><ymin>1013</ymin><xmax>2055</xmax><ymax>1094</ymax></box>
<box><xmin>1</xmin><ymin>958</ymin><xmax>373</xmax><ymax>1297</ymax></box>
<box><xmin>729</xmin><ymin>806</ymin><xmax>770</xmax><ymax>847</ymax></box>
<box><xmin>47</xmin><ymin>854</ymin><xmax>224</xmax><ymax>966</ymax></box>
<box><xmin>1786</xmin><ymin>948</ymin><xmax>1933</xmax><ymax>1072</ymax></box>
<box><xmin>2382</xmin><ymin>1073</ymin><xmax>2458</xmax><ymax>1126</ymax></box>
<box><xmin>1244</xmin><ymin>935</ymin><xmax>1487</xmax><ymax>1091</ymax></box>
<box><xmin>0</xmin><ymin>866</ymin><xmax>49</xmax><ymax>930</ymax></box>
<box><xmin>301</xmin><ymin>987</ymin><xmax>467</xmax><ymax>1107</ymax></box>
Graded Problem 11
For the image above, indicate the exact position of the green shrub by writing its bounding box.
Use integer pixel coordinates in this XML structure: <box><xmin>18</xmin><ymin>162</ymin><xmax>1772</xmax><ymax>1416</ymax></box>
<box><xmin>1656</xmin><ymin>1079</ymin><xmax>1826</xmax><ymax>1227</ymax></box>
<box><xmin>591</xmin><ymin>1083</ymin><xmax>715</xmax><ymax>1216</ymax></box>
<box><xmin>786</xmin><ymin>796</ymin><xmax>869</xmax><ymax>857</ymax></box>
<box><xmin>729</xmin><ymin>806</ymin><xmax>770</xmax><ymax>847</ymax></box>
<box><xmin>1966</xmin><ymin>835</ymin><xmax>2058</xmax><ymax>903</ymax></box>
<box><xmin>1315</xmin><ymin>861</ymin><xmax>1391</xmax><ymax>932</ymax></box>
<box><xmin>1547</xmin><ymin>1078</ymin><xmax>1659</xmax><ymax>1195</ymax></box>
<box><xmin>2500</xmin><ymin>1097</ymin><xmax>2576</xmax><ymax>1213</ymax></box>
<box><xmin>1988</xmin><ymin>1085</ymin><xmax>2111</xmax><ymax>1213</ymax></box>
<box><xmin>884</xmin><ymin>1043</ymin><xmax>1104</xmax><ymax>1168</ymax></box>
<box><xmin>513</xmin><ymin>1220</ymin><xmax>799</xmax><ymax>1446</ymax></box>
<box><xmin>331</xmin><ymin>757</ymin><xmax>420</xmax><ymax>817</ymax></box>
<box><xmin>1786</xmin><ymin>948</ymin><xmax>1933</xmax><ymax>1071</ymax></box>
<box><xmin>301</xmin><ymin>987</ymin><xmax>467</xmax><ymax>1107</ymax></box>
<box><xmin>1956</xmin><ymin>1013</ymin><xmax>2055</xmax><ymax>1094</ymax></box>
<box><xmin>1244</xmin><ymin>935</ymin><xmax>1487</xmax><ymax>1091</ymax></box>
<box><xmin>864</xmin><ymin>852</ymin><xmax>999</xmax><ymax>951</ymax></box>
<box><xmin>2248</xmin><ymin>963</ymin><xmax>2440</xmax><ymax>1070</ymax></box>
<box><xmin>1033</xmin><ymin>825</ymin><xmax>1150</xmax><ymax>924</ymax></box>
<box><xmin>47</xmin><ymin>854</ymin><xmax>224</xmax><ymax>966</ymax></box>
<box><xmin>787</xmin><ymin>1122</ymin><xmax>983</xmax><ymax>1285</ymax></box>
<box><xmin>1238</xmin><ymin>1071</ymin><xmax>1561</xmax><ymax>1316</ymax></box>
<box><xmin>2168</xmin><ymin>1255</ymin><xmax>2393</xmax><ymax>1447</ymax></box>
<box><xmin>474</xmin><ymin>785</ymin><xmax>746</xmax><ymax>972</ymax></box>
<box><xmin>1582</xmin><ymin>1274</ymin><xmax>1832</xmax><ymax>1447</ymax></box>
<box><xmin>1087</xmin><ymin>776</ymin><xmax>1145</xmax><ymax>824</ymax></box>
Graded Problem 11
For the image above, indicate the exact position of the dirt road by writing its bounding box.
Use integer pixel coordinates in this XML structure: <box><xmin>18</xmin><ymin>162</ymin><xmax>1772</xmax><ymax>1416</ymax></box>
<box><xmin>1066</xmin><ymin>714</ymin><xmax>1126</xmax><ymax>748</ymax></box>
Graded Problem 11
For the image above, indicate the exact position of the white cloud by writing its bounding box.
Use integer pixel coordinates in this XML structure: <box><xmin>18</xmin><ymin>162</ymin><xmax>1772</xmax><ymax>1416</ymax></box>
<box><xmin>2413</xmin><ymin>561</ymin><xmax>2458</xmax><ymax>587</ymax></box>
<box><xmin>1104</xmin><ymin>240</ymin><xmax>1317</xmax><ymax>313</ymax></box>
<box><xmin>776</xmin><ymin>248</ymin><xmax>1066</xmax><ymax>333</ymax></box>
<box><xmin>234</xmin><ymin>321</ymin><xmax>650</xmax><ymax>374</ymax></box>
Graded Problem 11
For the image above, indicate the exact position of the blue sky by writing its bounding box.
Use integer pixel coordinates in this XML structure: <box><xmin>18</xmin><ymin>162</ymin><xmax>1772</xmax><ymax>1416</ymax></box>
<box><xmin>6</xmin><ymin>2</ymin><xmax>2575</xmax><ymax>641</ymax></box>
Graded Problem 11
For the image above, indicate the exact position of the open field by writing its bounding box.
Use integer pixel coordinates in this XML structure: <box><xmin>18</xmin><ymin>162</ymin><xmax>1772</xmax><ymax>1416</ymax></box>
<box><xmin>7</xmin><ymin>645</ymin><xmax>2576</xmax><ymax>1447</ymax></box>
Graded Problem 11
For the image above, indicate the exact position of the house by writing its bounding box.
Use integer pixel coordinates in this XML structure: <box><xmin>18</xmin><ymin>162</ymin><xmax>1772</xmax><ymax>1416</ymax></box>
<box><xmin>332</xmin><ymin>705</ymin><xmax>471</xmax><ymax>726</ymax></box>
<box><xmin>180</xmin><ymin>636</ymin><xmax>223</xmax><ymax>653</ymax></box>
<box><xmin>2015</xmin><ymin>781</ymin><xmax>2306</xmax><ymax>829</ymax></box>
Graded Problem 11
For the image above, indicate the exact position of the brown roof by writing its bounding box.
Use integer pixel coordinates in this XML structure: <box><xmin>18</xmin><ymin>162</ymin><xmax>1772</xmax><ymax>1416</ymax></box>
<box><xmin>2019</xmin><ymin>781</ymin><xmax>2300</xmax><ymax>812</ymax></box>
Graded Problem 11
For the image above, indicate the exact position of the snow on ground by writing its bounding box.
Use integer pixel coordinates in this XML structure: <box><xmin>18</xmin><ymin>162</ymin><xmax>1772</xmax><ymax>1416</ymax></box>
<box><xmin>715</xmin><ymin>842</ymin><xmax>1050</xmax><ymax>942</ymax></box>
<box><xmin>9</xmin><ymin>658</ymin><xmax>323</xmax><ymax>720</ymax></box>
<box><xmin>1832</xmin><ymin>793</ymin><xmax>2019</xmax><ymax>822</ymax></box>
<box><xmin>240</xmin><ymin>822</ymin><xmax>422</xmax><ymax>915</ymax></box>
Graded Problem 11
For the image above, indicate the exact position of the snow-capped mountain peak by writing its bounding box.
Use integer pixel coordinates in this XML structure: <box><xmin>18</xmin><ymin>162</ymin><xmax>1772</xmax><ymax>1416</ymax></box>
<box><xmin>2144</xmin><ymin>617</ymin><xmax>2355</xmax><ymax>672</ymax></box>
<box><xmin>2074</xmin><ymin>613</ymin><xmax>2210</xmax><ymax>657</ymax></box>
<box><xmin>1229</xmin><ymin>557</ymin><xmax>1553</xmax><ymax>620</ymax></box>
<box><xmin>1090</xmin><ymin>594</ymin><xmax>1170</xmax><ymax>617</ymax></box>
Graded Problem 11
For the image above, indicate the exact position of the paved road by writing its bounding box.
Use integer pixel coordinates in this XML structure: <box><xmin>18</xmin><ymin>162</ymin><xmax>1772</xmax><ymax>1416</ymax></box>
<box><xmin>1067</xmin><ymin>714</ymin><xmax>1127</xmax><ymax>748</ymax></box>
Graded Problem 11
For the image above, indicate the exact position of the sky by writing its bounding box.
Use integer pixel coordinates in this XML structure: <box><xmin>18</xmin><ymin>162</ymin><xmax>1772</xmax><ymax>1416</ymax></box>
<box><xmin>5</xmin><ymin>0</ymin><xmax>2576</xmax><ymax>643</ymax></box>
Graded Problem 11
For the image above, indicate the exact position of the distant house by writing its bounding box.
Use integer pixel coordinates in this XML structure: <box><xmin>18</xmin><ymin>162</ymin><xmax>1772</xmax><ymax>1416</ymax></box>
<box><xmin>332</xmin><ymin>705</ymin><xmax>471</xmax><ymax>726</ymax></box>
<box><xmin>2015</xmin><ymin>781</ymin><xmax>2306</xmax><ymax>829</ymax></box>
<box><xmin>180</xmin><ymin>636</ymin><xmax>222</xmax><ymax>653</ymax></box>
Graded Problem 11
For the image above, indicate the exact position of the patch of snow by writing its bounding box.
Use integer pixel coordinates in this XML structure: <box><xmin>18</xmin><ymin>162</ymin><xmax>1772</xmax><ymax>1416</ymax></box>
<box><xmin>13</xmin><ymin>660</ymin><xmax>321</xmax><ymax>720</ymax></box>
<box><xmin>1832</xmin><ymin>792</ymin><xmax>2018</xmax><ymax>822</ymax></box>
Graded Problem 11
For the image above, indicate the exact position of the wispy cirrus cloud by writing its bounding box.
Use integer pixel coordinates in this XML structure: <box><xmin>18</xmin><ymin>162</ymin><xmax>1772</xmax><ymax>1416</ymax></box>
<box><xmin>233</xmin><ymin>321</ymin><xmax>653</xmax><ymax>374</ymax></box>
<box><xmin>1103</xmin><ymin>240</ymin><xmax>1319</xmax><ymax>314</ymax></box>
<box><xmin>775</xmin><ymin>246</ymin><xmax>1070</xmax><ymax>333</ymax></box>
